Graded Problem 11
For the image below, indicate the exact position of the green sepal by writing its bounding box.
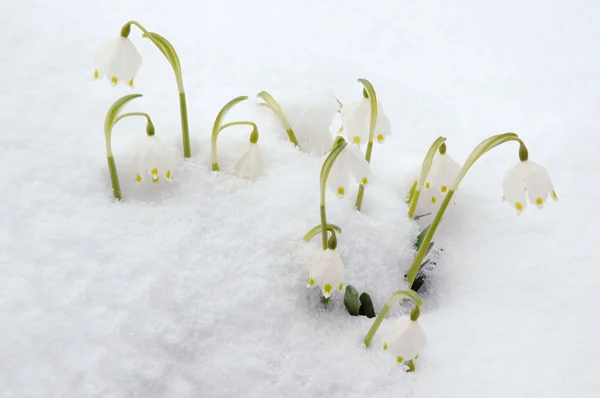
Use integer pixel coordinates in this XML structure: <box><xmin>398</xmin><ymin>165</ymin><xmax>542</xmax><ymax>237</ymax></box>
<box><xmin>358</xmin><ymin>292</ymin><xmax>375</xmax><ymax>318</ymax></box>
<box><xmin>415</xmin><ymin>225</ymin><xmax>431</xmax><ymax>249</ymax></box>
<box><xmin>344</xmin><ymin>285</ymin><xmax>360</xmax><ymax>316</ymax></box>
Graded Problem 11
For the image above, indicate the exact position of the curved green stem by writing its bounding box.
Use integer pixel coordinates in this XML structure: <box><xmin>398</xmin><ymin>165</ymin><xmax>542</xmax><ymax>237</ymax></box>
<box><xmin>355</xmin><ymin>78</ymin><xmax>378</xmax><ymax>211</ymax></box>
<box><xmin>405</xmin><ymin>133</ymin><xmax>526</xmax><ymax>287</ymax></box>
<box><xmin>407</xmin><ymin>136</ymin><xmax>447</xmax><ymax>219</ymax></box>
<box><xmin>303</xmin><ymin>224</ymin><xmax>342</xmax><ymax>242</ymax></box>
<box><xmin>113</xmin><ymin>112</ymin><xmax>155</xmax><ymax>136</ymax></box>
<box><xmin>364</xmin><ymin>290</ymin><xmax>423</xmax><ymax>348</ymax></box>
<box><xmin>257</xmin><ymin>91</ymin><xmax>300</xmax><ymax>147</ymax></box>
<box><xmin>319</xmin><ymin>140</ymin><xmax>348</xmax><ymax>249</ymax></box>
<box><xmin>103</xmin><ymin>94</ymin><xmax>143</xmax><ymax>200</ymax></box>
<box><xmin>210</xmin><ymin>96</ymin><xmax>249</xmax><ymax>171</ymax></box>
<box><xmin>121</xmin><ymin>20</ymin><xmax>190</xmax><ymax>157</ymax></box>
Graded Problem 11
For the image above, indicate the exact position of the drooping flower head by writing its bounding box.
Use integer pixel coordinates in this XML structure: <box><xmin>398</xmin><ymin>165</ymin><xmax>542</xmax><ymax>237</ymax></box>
<box><xmin>502</xmin><ymin>160</ymin><xmax>557</xmax><ymax>214</ymax></box>
<box><xmin>94</xmin><ymin>37</ymin><xmax>142</xmax><ymax>87</ymax></box>
<box><xmin>327</xmin><ymin>145</ymin><xmax>370</xmax><ymax>197</ymax></box>
<box><xmin>424</xmin><ymin>150</ymin><xmax>461</xmax><ymax>206</ymax></box>
<box><xmin>132</xmin><ymin>135</ymin><xmax>176</xmax><ymax>184</ymax></box>
<box><xmin>307</xmin><ymin>249</ymin><xmax>345</xmax><ymax>298</ymax></box>
<box><xmin>382</xmin><ymin>316</ymin><xmax>427</xmax><ymax>365</ymax></box>
<box><xmin>340</xmin><ymin>98</ymin><xmax>391</xmax><ymax>145</ymax></box>
<box><xmin>234</xmin><ymin>142</ymin><xmax>264</xmax><ymax>182</ymax></box>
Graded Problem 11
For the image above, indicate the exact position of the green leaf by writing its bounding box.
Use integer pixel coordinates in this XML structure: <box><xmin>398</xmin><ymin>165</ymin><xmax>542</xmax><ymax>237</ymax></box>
<box><xmin>359</xmin><ymin>292</ymin><xmax>376</xmax><ymax>318</ymax></box>
<box><xmin>425</xmin><ymin>241</ymin><xmax>434</xmax><ymax>256</ymax></box>
<box><xmin>143</xmin><ymin>32</ymin><xmax>181</xmax><ymax>72</ymax></box>
<box><xmin>418</xmin><ymin>259</ymin><xmax>430</xmax><ymax>270</ymax></box>
<box><xmin>415</xmin><ymin>224</ymin><xmax>431</xmax><ymax>249</ymax></box>
<box><xmin>344</xmin><ymin>285</ymin><xmax>360</xmax><ymax>316</ymax></box>
<box><xmin>414</xmin><ymin>212</ymin><xmax>432</xmax><ymax>221</ymax></box>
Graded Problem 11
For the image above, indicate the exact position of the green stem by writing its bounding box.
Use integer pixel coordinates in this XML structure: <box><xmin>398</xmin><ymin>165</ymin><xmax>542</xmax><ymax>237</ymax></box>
<box><xmin>319</xmin><ymin>141</ymin><xmax>348</xmax><ymax>249</ymax></box>
<box><xmin>113</xmin><ymin>112</ymin><xmax>155</xmax><ymax>136</ymax></box>
<box><xmin>407</xmin><ymin>136</ymin><xmax>447</xmax><ymax>219</ymax></box>
<box><xmin>121</xmin><ymin>21</ymin><xmax>190</xmax><ymax>157</ymax></box>
<box><xmin>364</xmin><ymin>290</ymin><xmax>422</xmax><ymax>348</ymax></box>
<box><xmin>405</xmin><ymin>133</ymin><xmax>526</xmax><ymax>287</ymax></box>
<box><xmin>303</xmin><ymin>224</ymin><xmax>342</xmax><ymax>242</ymax></box>
<box><xmin>256</xmin><ymin>91</ymin><xmax>300</xmax><ymax>147</ymax></box>
<box><xmin>210</xmin><ymin>96</ymin><xmax>250</xmax><ymax>171</ymax></box>
<box><xmin>179</xmin><ymin>92</ymin><xmax>191</xmax><ymax>158</ymax></box>
<box><xmin>355</xmin><ymin>78</ymin><xmax>378</xmax><ymax>211</ymax></box>
<box><xmin>106</xmin><ymin>156</ymin><xmax>122</xmax><ymax>200</ymax></box>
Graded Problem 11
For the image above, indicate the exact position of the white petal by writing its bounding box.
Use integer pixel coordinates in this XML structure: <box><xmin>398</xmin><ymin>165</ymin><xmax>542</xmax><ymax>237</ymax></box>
<box><xmin>133</xmin><ymin>136</ymin><xmax>176</xmax><ymax>184</ymax></box>
<box><xmin>340</xmin><ymin>99</ymin><xmax>371</xmax><ymax>145</ymax></box>
<box><xmin>327</xmin><ymin>151</ymin><xmax>350</xmax><ymax>197</ymax></box>
<box><xmin>523</xmin><ymin>161</ymin><xmax>554</xmax><ymax>208</ymax></box>
<box><xmin>374</xmin><ymin>103</ymin><xmax>391</xmax><ymax>143</ymax></box>
<box><xmin>383</xmin><ymin>317</ymin><xmax>427</xmax><ymax>360</ymax></box>
<box><xmin>308</xmin><ymin>249</ymin><xmax>345</xmax><ymax>297</ymax></box>
<box><xmin>502</xmin><ymin>162</ymin><xmax>528</xmax><ymax>213</ymax></box>
<box><xmin>345</xmin><ymin>145</ymin><xmax>371</xmax><ymax>185</ymax></box>
<box><xmin>426</xmin><ymin>153</ymin><xmax>461</xmax><ymax>194</ymax></box>
<box><xmin>94</xmin><ymin>37</ymin><xmax>142</xmax><ymax>83</ymax></box>
<box><xmin>234</xmin><ymin>143</ymin><xmax>263</xmax><ymax>181</ymax></box>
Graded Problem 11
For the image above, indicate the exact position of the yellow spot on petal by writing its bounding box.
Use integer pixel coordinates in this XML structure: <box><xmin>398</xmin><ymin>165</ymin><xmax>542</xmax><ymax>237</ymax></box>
<box><xmin>361</xmin><ymin>177</ymin><xmax>368</xmax><ymax>185</ymax></box>
<box><xmin>110</xmin><ymin>76</ymin><xmax>118</xmax><ymax>85</ymax></box>
<box><xmin>552</xmin><ymin>190</ymin><xmax>558</xmax><ymax>200</ymax></box>
<box><xmin>502</xmin><ymin>195</ymin><xmax>506</xmax><ymax>201</ymax></box>
<box><xmin>383</xmin><ymin>343</ymin><xmax>388</xmax><ymax>350</ymax></box>
<box><xmin>431</xmin><ymin>196</ymin><xmax>437</xmax><ymax>204</ymax></box>
<box><xmin>338</xmin><ymin>125</ymin><xmax>344</xmax><ymax>133</ymax></box>
<box><xmin>396</xmin><ymin>356</ymin><xmax>404</xmax><ymax>363</ymax></box>
<box><xmin>425</xmin><ymin>182</ymin><xmax>431</xmax><ymax>189</ymax></box>
<box><xmin>441</xmin><ymin>185</ymin><xmax>447</xmax><ymax>193</ymax></box>
<box><xmin>535</xmin><ymin>197</ymin><xmax>543</xmax><ymax>207</ymax></box>
<box><xmin>166</xmin><ymin>171</ymin><xmax>172</xmax><ymax>179</ymax></box>
<box><xmin>352</xmin><ymin>136</ymin><xmax>361</xmax><ymax>144</ymax></box>
<box><xmin>94</xmin><ymin>69</ymin><xmax>99</xmax><ymax>79</ymax></box>
<box><xmin>151</xmin><ymin>168</ymin><xmax>159</xmax><ymax>183</ymax></box>
<box><xmin>415</xmin><ymin>355</ymin><xmax>419</xmax><ymax>360</ymax></box>
<box><xmin>324</xmin><ymin>284</ymin><xmax>332</xmax><ymax>294</ymax></box>
<box><xmin>338</xmin><ymin>283</ymin><xmax>343</xmax><ymax>291</ymax></box>
<box><xmin>135</xmin><ymin>174</ymin><xmax>142</xmax><ymax>183</ymax></box>
<box><xmin>129</xmin><ymin>78</ymin><xmax>134</xmax><ymax>87</ymax></box>
<box><xmin>376</xmin><ymin>133</ymin><xmax>384</xmax><ymax>142</ymax></box>
<box><xmin>337</xmin><ymin>187</ymin><xmax>345</xmax><ymax>196</ymax></box>
<box><xmin>307</xmin><ymin>277</ymin><xmax>315</xmax><ymax>287</ymax></box>
<box><xmin>515</xmin><ymin>202</ymin><xmax>523</xmax><ymax>212</ymax></box>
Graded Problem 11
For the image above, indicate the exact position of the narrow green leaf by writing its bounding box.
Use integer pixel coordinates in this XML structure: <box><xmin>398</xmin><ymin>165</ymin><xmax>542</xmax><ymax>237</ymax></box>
<box><xmin>415</xmin><ymin>224</ymin><xmax>431</xmax><ymax>249</ymax></box>
<box><xmin>344</xmin><ymin>285</ymin><xmax>360</xmax><ymax>316</ymax></box>
<box><xmin>418</xmin><ymin>259</ymin><xmax>430</xmax><ymax>270</ymax></box>
<box><xmin>414</xmin><ymin>212</ymin><xmax>432</xmax><ymax>221</ymax></box>
<box><xmin>425</xmin><ymin>241</ymin><xmax>434</xmax><ymax>256</ymax></box>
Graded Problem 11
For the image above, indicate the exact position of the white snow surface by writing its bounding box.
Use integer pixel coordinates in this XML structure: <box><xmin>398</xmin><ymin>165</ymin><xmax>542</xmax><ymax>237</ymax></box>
<box><xmin>1</xmin><ymin>0</ymin><xmax>600</xmax><ymax>397</ymax></box>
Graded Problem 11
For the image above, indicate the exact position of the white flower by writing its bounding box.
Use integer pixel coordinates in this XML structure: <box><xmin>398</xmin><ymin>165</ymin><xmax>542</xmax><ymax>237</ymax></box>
<box><xmin>94</xmin><ymin>37</ymin><xmax>142</xmax><ymax>87</ymax></box>
<box><xmin>328</xmin><ymin>145</ymin><xmax>370</xmax><ymax>197</ymax></box>
<box><xmin>307</xmin><ymin>249</ymin><xmax>345</xmax><ymax>298</ymax></box>
<box><xmin>424</xmin><ymin>153</ymin><xmax>461</xmax><ymax>205</ymax></box>
<box><xmin>132</xmin><ymin>136</ymin><xmax>176</xmax><ymax>184</ymax></box>
<box><xmin>502</xmin><ymin>160</ymin><xmax>558</xmax><ymax>214</ymax></box>
<box><xmin>382</xmin><ymin>317</ymin><xmax>427</xmax><ymax>363</ymax></box>
<box><xmin>340</xmin><ymin>98</ymin><xmax>391</xmax><ymax>145</ymax></box>
<box><xmin>234</xmin><ymin>143</ymin><xmax>264</xmax><ymax>181</ymax></box>
<box><xmin>285</xmin><ymin>97</ymin><xmax>338</xmax><ymax>155</ymax></box>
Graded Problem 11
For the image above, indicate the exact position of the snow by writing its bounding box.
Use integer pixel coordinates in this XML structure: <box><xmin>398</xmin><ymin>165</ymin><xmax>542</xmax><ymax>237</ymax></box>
<box><xmin>1</xmin><ymin>0</ymin><xmax>600</xmax><ymax>397</ymax></box>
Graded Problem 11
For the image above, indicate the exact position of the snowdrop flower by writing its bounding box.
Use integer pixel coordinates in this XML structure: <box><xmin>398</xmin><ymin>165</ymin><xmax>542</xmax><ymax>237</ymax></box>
<box><xmin>94</xmin><ymin>37</ymin><xmax>142</xmax><ymax>87</ymax></box>
<box><xmin>328</xmin><ymin>145</ymin><xmax>370</xmax><ymax>197</ymax></box>
<box><xmin>382</xmin><ymin>316</ymin><xmax>427</xmax><ymax>364</ymax></box>
<box><xmin>424</xmin><ymin>152</ymin><xmax>461</xmax><ymax>205</ymax></box>
<box><xmin>132</xmin><ymin>135</ymin><xmax>176</xmax><ymax>183</ymax></box>
<box><xmin>234</xmin><ymin>142</ymin><xmax>264</xmax><ymax>181</ymax></box>
<box><xmin>307</xmin><ymin>249</ymin><xmax>345</xmax><ymax>298</ymax></box>
<box><xmin>502</xmin><ymin>160</ymin><xmax>558</xmax><ymax>214</ymax></box>
<box><xmin>340</xmin><ymin>98</ymin><xmax>391</xmax><ymax>145</ymax></box>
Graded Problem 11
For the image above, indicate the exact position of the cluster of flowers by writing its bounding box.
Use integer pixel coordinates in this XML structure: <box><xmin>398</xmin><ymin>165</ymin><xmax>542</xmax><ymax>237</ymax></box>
<box><xmin>94</xmin><ymin>21</ymin><xmax>558</xmax><ymax>371</ymax></box>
